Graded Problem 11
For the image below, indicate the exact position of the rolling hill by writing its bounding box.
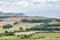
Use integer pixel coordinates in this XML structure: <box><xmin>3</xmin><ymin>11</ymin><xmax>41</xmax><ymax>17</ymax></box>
<box><xmin>0</xmin><ymin>12</ymin><xmax>24</xmax><ymax>17</ymax></box>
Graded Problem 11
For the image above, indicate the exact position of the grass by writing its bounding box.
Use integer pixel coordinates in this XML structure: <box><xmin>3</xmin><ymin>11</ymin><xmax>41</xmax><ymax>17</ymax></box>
<box><xmin>32</xmin><ymin>33</ymin><xmax>60</xmax><ymax>38</ymax></box>
<box><xmin>0</xmin><ymin>36</ymin><xmax>17</xmax><ymax>39</ymax></box>
<box><xmin>0</xmin><ymin>22</ymin><xmax>40</xmax><ymax>33</ymax></box>
<box><xmin>0</xmin><ymin>17</ymin><xmax>41</xmax><ymax>33</ymax></box>
<box><xmin>49</xmin><ymin>22</ymin><xmax>60</xmax><ymax>24</ymax></box>
<box><xmin>0</xmin><ymin>17</ymin><xmax>60</xmax><ymax>40</ymax></box>
<box><xmin>5</xmin><ymin>22</ymin><xmax>40</xmax><ymax>32</ymax></box>
<box><xmin>49</xmin><ymin>19</ymin><xmax>60</xmax><ymax>24</ymax></box>
<box><xmin>0</xmin><ymin>33</ymin><xmax>60</xmax><ymax>40</ymax></box>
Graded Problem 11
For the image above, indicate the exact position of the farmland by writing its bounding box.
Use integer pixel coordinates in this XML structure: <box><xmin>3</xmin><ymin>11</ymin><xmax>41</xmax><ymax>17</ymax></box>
<box><xmin>0</xmin><ymin>16</ymin><xmax>60</xmax><ymax>40</ymax></box>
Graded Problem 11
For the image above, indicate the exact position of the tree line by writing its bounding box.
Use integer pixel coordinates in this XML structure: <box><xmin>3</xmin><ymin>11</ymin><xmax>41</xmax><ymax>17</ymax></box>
<box><xmin>26</xmin><ymin>23</ymin><xmax>60</xmax><ymax>31</ymax></box>
<box><xmin>21</xmin><ymin>18</ymin><xmax>60</xmax><ymax>23</ymax></box>
<box><xmin>21</xmin><ymin>18</ymin><xmax>52</xmax><ymax>23</ymax></box>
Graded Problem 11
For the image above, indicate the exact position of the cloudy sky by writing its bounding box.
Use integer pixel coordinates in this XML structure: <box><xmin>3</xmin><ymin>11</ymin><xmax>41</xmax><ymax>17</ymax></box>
<box><xmin>0</xmin><ymin>0</ymin><xmax>60</xmax><ymax>18</ymax></box>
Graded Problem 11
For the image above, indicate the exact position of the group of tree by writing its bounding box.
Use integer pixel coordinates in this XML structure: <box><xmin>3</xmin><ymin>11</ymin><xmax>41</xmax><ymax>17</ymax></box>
<box><xmin>4</xmin><ymin>31</ymin><xmax>15</xmax><ymax>36</ymax></box>
<box><xmin>44</xmin><ymin>24</ymin><xmax>60</xmax><ymax>27</ymax></box>
<box><xmin>52</xmin><ymin>18</ymin><xmax>60</xmax><ymax>22</ymax></box>
<box><xmin>21</xmin><ymin>18</ymin><xmax>52</xmax><ymax>23</ymax></box>
<box><xmin>26</xmin><ymin>23</ymin><xmax>60</xmax><ymax>32</ymax></box>
<box><xmin>17</xmin><ymin>34</ymin><xmax>34</xmax><ymax>39</ymax></box>
<box><xmin>0</xmin><ymin>30</ymin><xmax>15</xmax><ymax>36</ymax></box>
<box><xmin>3</xmin><ymin>24</ymin><xmax>13</xmax><ymax>29</ymax></box>
<box><xmin>21</xmin><ymin>18</ymin><xmax>60</xmax><ymax>23</ymax></box>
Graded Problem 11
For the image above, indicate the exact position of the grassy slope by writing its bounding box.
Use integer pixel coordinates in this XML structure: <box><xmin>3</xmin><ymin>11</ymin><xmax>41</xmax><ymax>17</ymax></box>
<box><xmin>0</xmin><ymin>33</ymin><xmax>60</xmax><ymax>40</ymax></box>
<box><xmin>0</xmin><ymin>23</ymin><xmax>40</xmax><ymax>33</ymax></box>
<box><xmin>32</xmin><ymin>33</ymin><xmax>60</xmax><ymax>38</ymax></box>
<box><xmin>0</xmin><ymin>17</ymin><xmax>41</xmax><ymax>33</ymax></box>
<box><xmin>0</xmin><ymin>17</ymin><xmax>60</xmax><ymax>40</ymax></box>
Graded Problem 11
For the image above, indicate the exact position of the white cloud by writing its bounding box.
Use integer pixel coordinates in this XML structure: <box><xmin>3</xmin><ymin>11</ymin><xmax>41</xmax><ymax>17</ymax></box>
<box><xmin>48</xmin><ymin>0</ymin><xmax>59</xmax><ymax>2</ymax></box>
<box><xmin>0</xmin><ymin>0</ymin><xmax>60</xmax><ymax>8</ymax></box>
<box><xmin>33</xmin><ymin>0</ymin><xmax>59</xmax><ymax>2</ymax></box>
<box><xmin>33</xmin><ymin>0</ymin><xmax>60</xmax><ymax>7</ymax></box>
<box><xmin>17</xmin><ymin>1</ymin><xmax>29</xmax><ymax>7</ymax></box>
<box><xmin>33</xmin><ymin>0</ymin><xmax>48</xmax><ymax>3</ymax></box>
<box><xmin>47</xmin><ymin>0</ymin><xmax>60</xmax><ymax>6</ymax></box>
<box><xmin>0</xmin><ymin>1</ymin><xmax>29</xmax><ymax>8</ymax></box>
<box><xmin>33</xmin><ymin>0</ymin><xmax>49</xmax><ymax>5</ymax></box>
<box><xmin>0</xmin><ymin>1</ymin><xmax>9</xmax><ymax>6</ymax></box>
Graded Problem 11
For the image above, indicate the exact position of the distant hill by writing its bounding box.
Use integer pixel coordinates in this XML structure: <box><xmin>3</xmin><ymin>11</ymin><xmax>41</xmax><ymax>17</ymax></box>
<box><xmin>0</xmin><ymin>12</ymin><xmax>24</xmax><ymax>17</ymax></box>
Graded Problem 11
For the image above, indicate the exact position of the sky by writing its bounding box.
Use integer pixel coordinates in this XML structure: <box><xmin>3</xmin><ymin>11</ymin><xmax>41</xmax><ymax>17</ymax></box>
<box><xmin>0</xmin><ymin>0</ymin><xmax>60</xmax><ymax>18</ymax></box>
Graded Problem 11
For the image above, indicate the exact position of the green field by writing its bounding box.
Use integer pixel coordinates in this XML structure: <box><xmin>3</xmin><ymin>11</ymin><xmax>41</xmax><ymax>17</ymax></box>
<box><xmin>0</xmin><ymin>17</ymin><xmax>60</xmax><ymax>40</ymax></box>
<box><xmin>0</xmin><ymin>33</ymin><xmax>60</xmax><ymax>40</ymax></box>
<box><xmin>32</xmin><ymin>33</ymin><xmax>60</xmax><ymax>38</ymax></box>
<box><xmin>0</xmin><ymin>22</ymin><xmax>41</xmax><ymax>33</ymax></box>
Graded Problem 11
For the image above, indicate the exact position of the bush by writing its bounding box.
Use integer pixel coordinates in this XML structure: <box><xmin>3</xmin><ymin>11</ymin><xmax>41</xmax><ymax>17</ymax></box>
<box><xmin>23</xmin><ymin>35</ymin><xmax>27</xmax><ymax>38</ymax></box>
<box><xmin>0</xmin><ymin>33</ymin><xmax>4</xmax><ymax>37</ymax></box>
<box><xmin>3</xmin><ymin>24</ymin><xmax>13</xmax><ymax>29</ymax></box>
<box><xmin>19</xmin><ymin>27</ymin><xmax>24</xmax><ymax>32</ymax></box>
<box><xmin>19</xmin><ymin>27</ymin><xmax>23</xmax><ymax>30</ymax></box>
<box><xmin>13</xmin><ymin>22</ymin><xmax>18</xmax><ymax>25</ymax></box>
<box><xmin>20</xmin><ymin>35</ymin><xmax>30</xmax><ymax>39</ymax></box>
<box><xmin>4</xmin><ymin>31</ymin><xmax>15</xmax><ymax>36</ymax></box>
<box><xmin>4</xmin><ymin>31</ymin><xmax>9</xmax><ymax>36</ymax></box>
<box><xmin>17</xmin><ymin>35</ymin><xmax>20</xmax><ymax>37</ymax></box>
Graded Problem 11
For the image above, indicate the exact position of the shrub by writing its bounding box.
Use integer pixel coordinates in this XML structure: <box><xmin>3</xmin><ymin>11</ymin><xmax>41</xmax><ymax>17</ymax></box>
<box><xmin>13</xmin><ymin>22</ymin><xmax>18</xmax><ymax>25</ymax></box>
<box><xmin>22</xmin><ymin>35</ymin><xmax>28</xmax><ymax>38</ymax></box>
<box><xmin>17</xmin><ymin>35</ymin><xmax>20</xmax><ymax>37</ymax></box>
<box><xmin>0</xmin><ymin>33</ymin><xmax>4</xmax><ymax>37</ymax></box>
<box><xmin>3</xmin><ymin>24</ymin><xmax>13</xmax><ymax>29</ymax></box>
<box><xmin>4</xmin><ymin>31</ymin><xmax>15</xmax><ymax>36</ymax></box>
<box><xmin>19</xmin><ymin>27</ymin><xmax>24</xmax><ymax>32</ymax></box>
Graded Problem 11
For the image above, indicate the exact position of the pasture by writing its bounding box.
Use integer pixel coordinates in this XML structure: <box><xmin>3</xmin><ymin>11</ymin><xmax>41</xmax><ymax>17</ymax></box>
<box><xmin>0</xmin><ymin>17</ymin><xmax>60</xmax><ymax>40</ymax></box>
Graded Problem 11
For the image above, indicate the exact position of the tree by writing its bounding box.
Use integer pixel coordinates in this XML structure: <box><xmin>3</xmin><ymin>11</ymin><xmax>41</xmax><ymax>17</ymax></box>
<box><xmin>4</xmin><ymin>30</ymin><xmax>9</xmax><ymax>36</ymax></box>
<box><xmin>17</xmin><ymin>35</ymin><xmax>20</xmax><ymax>38</ymax></box>
<box><xmin>23</xmin><ymin>35</ymin><xmax>28</xmax><ymax>38</ymax></box>
<box><xmin>8</xmin><ymin>31</ymin><xmax>15</xmax><ymax>36</ymax></box>
<box><xmin>3</xmin><ymin>24</ymin><xmax>13</xmax><ymax>29</ymax></box>
<box><xmin>0</xmin><ymin>33</ymin><xmax>3</xmax><ymax>37</ymax></box>
<box><xmin>19</xmin><ymin>27</ymin><xmax>24</xmax><ymax>32</ymax></box>
<box><xmin>20</xmin><ymin>27</ymin><xmax>23</xmax><ymax>30</ymax></box>
<box><xmin>21</xmin><ymin>18</ymin><xmax>51</xmax><ymax>23</ymax></box>
<box><xmin>4</xmin><ymin>30</ymin><xmax>15</xmax><ymax>36</ymax></box>
<box><xmin>13</xmin><ymin>22</ymin><xmax>18</xmax><ymax>25</ymax></box>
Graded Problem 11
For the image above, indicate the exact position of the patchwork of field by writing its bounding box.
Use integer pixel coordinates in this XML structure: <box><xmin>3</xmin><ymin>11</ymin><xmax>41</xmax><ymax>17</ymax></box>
<box><xmin>0</xmin><ymin>23</ymin><xmax>41</xmax><ymax>33</ymax></box>
<box><xmin>0</xmin><ymin>17</ymin><xmax>22</xmax><ymax>26</ymax></box>
<box><xmin>0</xmin><ymin>17</ymin><xmax>60</xmax><ymax>40</ymax></box>
<box><xmin>0</xmin><ymin>17</ymin><xmax>41</xmax><ymax>33</ymax></box>
<box><xmin>8</xmin><ymin>23</ymin><xmax>41</xmax><ymax>32</ymax></box>
<box><xmin>0</xmin><ymin>17</ymin><xmax>43</xmax><ymax>26</ymax></box>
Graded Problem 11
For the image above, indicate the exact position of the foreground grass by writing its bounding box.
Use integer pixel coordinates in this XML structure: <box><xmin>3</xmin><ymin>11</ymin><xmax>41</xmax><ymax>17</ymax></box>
<box><xmin>0</xmin><ymin>33</ymin><xmax>60</xmax><ymax>40</ymax></box>
<box><xmin>32</xmin><ymin>33</ymin><xmax>60</xmax><ymax>38</ymax></box>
